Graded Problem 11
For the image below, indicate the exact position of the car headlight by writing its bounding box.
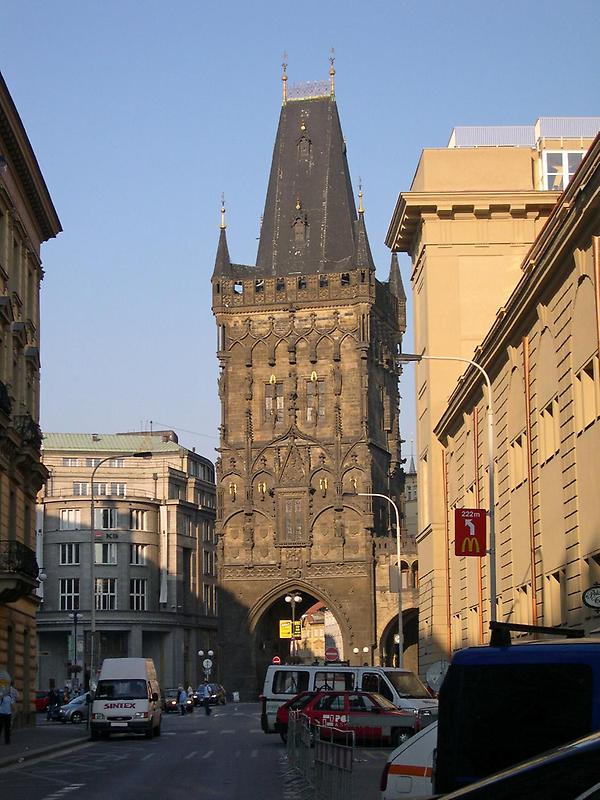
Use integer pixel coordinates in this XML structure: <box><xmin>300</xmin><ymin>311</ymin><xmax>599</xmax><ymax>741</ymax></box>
<box><xmin>134</xmin><ymin>711</ymin><xmax>149</xmax><ymax>719</ymax></box>
<box><xmin>92</xmin><ymin>713</ymin><xmax>105</xmax><ymax>720</ymax></box>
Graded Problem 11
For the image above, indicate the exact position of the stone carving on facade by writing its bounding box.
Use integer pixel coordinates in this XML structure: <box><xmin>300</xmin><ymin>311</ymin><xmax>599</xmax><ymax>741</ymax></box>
<box><xmin>14</xmin><ymin>413</ymin><xmax>42</xmax><ymax>451</ymax></box>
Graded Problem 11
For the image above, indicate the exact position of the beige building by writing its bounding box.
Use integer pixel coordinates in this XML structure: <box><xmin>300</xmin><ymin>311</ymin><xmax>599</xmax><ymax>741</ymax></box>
<box><xmin>386</xmin><ymin>118</ymin><xmax>600</xmax><ymax>670</ymax></box>
<box><xmin>38</xmin><ymin>432</ymin><xmax>217</xmax><ymax>690</ymax></box>
<box><xmin>0</xmin><ymin>72</ymin><xmax>61</xmax><ymax>725</ymax></box>
<box><xmin>436</xmin><ymin>133</ymin><xmax>600</xmax><ymax>647</ymax></box>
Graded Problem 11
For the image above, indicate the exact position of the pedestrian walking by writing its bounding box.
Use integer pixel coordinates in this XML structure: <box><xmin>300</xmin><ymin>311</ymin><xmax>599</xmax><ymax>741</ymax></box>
<box><xmin>47</xmin><ymin>688</ymin><xmax>58</xmax><ymax>721</ymax></box>
<box><xmin>178</xmin><ymin>686</ymin><xmax>188</xmax><ymax>716</ymax></box>
<box><xmin>0</xmin><ymin>690</ymin><xmax>15</xmax><ymax>744</ymax></box>
<box><xmin>202</xmin><ymin>682</ymin><xmax>211</xmax><ymax>716</ymax></box>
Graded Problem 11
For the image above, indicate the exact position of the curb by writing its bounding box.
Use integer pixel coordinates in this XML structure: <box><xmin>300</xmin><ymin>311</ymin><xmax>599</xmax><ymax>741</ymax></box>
<box><xmin>0</xmin><ymin>735</ymin><xmax>90</xmax><ymax>770</ymax></box>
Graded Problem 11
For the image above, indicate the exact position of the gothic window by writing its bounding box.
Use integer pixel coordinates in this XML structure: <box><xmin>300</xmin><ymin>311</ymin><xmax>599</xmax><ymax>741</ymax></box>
<box><xmin>255</xmin><ymin>279</ymin><xmax>264</xmax><ymax>294</ymax></box>
<box><xmin>294</xmin><ymin>218</ymin><xmax>307</xmax><ymax>244</ymax></box>
<box><xmin>297</xmin><ymin>275</ymin><xmax>307</xmax><ymax>290</ymax></box>
<box><xmin>298</xmin><ymin>136</ymin><xmax>311</xmax><ymax>159</ymax></box>
<box><xmin>306</xmin><ymin>379</ymin><xmax>325</xmax><ymax>422</ymax></box>
<box><xmin>265</xmin><ymin>381</ymin><xmax>284</xmax><ymax>423</ymax></box>
<box><xmin>319</xmin><ymin>275</ymin><xmax>328</xmax><ymax>288</ymax></box>
<box><xmin>276</xmin><ymin>278</ymin><xmax>286</xmax><ymax>292</ymax></box>
<box><xmin>341</xmin><ymin>273</ymin><xmax>350</xmax><ymax>286</ymax></box>
<box><xmin>280</xmin><ymin>496</ymin><xmax>304</xmax><ymax>543</ymax></box>
<box><xmin>233</xmin><ymin>281</ymin><xmax>244</xmax><ymax>295</ymax></box>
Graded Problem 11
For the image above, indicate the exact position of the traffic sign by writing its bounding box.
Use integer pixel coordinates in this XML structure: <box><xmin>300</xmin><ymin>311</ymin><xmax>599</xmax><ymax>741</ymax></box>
<box><xmin>455</xmin><ymin>508</ymin><xmax>486</xmax><ymax>557</ymax></box>
<box><xmin>325</xmin><ymin>646</ymin><xmax>339</xmax><ymax>662</ymax></box>
<box><xmin>292</xmin><ymin>621</ymin><xmax>302</xmax><ymax>639</ymax></box>
<box><xmin>279</xmin><ymin>620</ymin><xmax>292</xmax><ymax>639</ymax></box>
<box><xmin>272</xmin><ymin>656</ymin><xmax>281</xmax><ymax>665</ymax></box>
<box><xmin>203</xmin><ymin>658</ymin><xmax>213</xmax><ymax>670</ymax></box>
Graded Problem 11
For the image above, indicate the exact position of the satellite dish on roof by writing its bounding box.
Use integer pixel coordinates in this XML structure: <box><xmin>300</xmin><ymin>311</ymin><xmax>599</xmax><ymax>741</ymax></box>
<box><xmin>425</xmin><ymin>660</ymin><xmax>450</xmax><ymax>693</ymax></box>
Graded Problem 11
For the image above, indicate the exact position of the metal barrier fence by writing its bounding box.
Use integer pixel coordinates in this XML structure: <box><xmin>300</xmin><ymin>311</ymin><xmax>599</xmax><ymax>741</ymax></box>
<box><xmin>287</xmin><ymin>711</ymin><xmax>354</xmax><ymax>800</ymax></box>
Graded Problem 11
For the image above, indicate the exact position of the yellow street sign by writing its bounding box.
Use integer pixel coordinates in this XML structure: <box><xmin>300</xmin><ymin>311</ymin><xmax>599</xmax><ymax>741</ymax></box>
<box><xmin>279</xmin><ymin>619</ymin><xmax>292</xmax><ymax>639</ymax></box>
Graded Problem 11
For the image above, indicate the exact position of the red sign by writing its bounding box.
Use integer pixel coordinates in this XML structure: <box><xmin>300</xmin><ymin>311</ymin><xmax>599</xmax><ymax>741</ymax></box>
<box><xmin>455</xmin><ymin>509</ymin><xmax>486</xmax><ymax>557</ymax></box>
<box><xmin>325</xmin><ymin>647</ymin><xmax>339</xmax><ymax>662</ymax></box>
<box><xmin>272</xmin><ymin>656</ymin><xmax>281</xmax><ymax>665</ymax></box>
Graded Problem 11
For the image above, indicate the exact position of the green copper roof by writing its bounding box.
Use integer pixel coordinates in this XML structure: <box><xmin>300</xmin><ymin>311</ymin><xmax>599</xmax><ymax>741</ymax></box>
<box><xmin>42</xmin><ymin>432</ymin><xmax>182</xmax><ymax>454</ymax></box>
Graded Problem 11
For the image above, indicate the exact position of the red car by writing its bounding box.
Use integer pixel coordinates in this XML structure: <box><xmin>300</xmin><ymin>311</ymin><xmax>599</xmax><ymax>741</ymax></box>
<box><xmin>276</xmin><ymin>690</ymin><xmax>416</xmax><ymax>746</ymax></box>
<box><xmin>35</xmin><ymin>691</ymin><xmax>51</xmax><ymax>713</ymax></box>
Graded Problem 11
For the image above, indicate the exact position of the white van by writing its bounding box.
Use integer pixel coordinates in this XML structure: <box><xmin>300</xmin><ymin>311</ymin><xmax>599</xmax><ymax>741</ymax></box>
<box><xmin>90</xmin><ymin>657</ymin><xmax>162</xmax><ymax>740</ymax></box>
<box><xmin>260</xmin><ymin>664</ymin><xmax>437</xmax><ymax>735</ymax></box>
<box><xmin>380</xmin><ymin>721</ymin><xmax>437</xmax><ymax>800</ymax></box>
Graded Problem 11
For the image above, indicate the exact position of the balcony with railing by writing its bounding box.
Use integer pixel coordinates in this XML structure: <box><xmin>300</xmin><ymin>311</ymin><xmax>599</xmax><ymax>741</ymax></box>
<box><xmin>0</xmin><ymin>539</ymin><xmax>39</xmax><ymax>604</ymax></box>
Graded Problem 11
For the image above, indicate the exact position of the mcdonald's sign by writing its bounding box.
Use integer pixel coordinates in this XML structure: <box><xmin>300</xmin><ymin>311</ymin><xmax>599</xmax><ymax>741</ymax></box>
<box><xmin>455</xmin><ymin>508</ymin><xmax>486</xmax><ymax>557</ymax></box>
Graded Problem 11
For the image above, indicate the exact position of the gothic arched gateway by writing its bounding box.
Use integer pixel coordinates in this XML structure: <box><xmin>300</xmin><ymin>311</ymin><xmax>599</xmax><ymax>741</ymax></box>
<box><xmin>212</xmin><ymin>71</ymin><xmax>408</xmax><ymax>699</ymax></box>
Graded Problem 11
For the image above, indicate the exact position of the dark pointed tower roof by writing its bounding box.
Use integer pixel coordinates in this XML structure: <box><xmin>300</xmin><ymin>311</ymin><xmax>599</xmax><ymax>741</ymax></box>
<box><xmin>388</xmin><ymin>252</ymin><xmax>405</xmax><ymax>300</ymax></box>
<box><xmin>256</xmin><ymin>89</ymin><xmax>359</xmax><ymax>276</ymax></box>
<box><xmin>353</xmin><ymin>188</ymin><xmax>376</xmax><ymax>271</ymax></box>
<box><xmin>212</xmin><ymin>225</ymin><xmax>232</xmax><ymax>278</ymax></box>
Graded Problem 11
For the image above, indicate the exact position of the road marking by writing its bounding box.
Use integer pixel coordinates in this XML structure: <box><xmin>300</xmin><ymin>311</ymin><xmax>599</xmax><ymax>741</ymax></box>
<box><xmin>164</xmin><ymin>732</ymin><xmax>176</xmax><ymax>735</ymax></box>
<box><xmin>193</xmin><ymin>729</ymin><xmax>208</xmax><ymax>735</ymax></box>
<box><xmin>141</xmin><ymin>754</ymin><xmax>153</xmax><ymax>761</ymax></box>
<box><xmin>184</xmin><ymin>751</ymin><xmax>197</xmax><ymax>760</ymax></box>
<box><xmin>250</xmin><ymin>729</ymin><xmax>262</xmax><ymax>733</ymax></box>
<box><xmin>220</xmin><ymin>729</ymin><xmax>235</xmax><ymax>734</ymax></box>
<box><xmin>202</xmin><ymin>750</ymin><xmax>214</xmax><ymax>759</ymax></box>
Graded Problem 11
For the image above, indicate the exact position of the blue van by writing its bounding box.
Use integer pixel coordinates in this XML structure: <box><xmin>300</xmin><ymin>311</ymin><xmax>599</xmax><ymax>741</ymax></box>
<box><xmin>434</xmin><ymin>636</ymin><xmax>600</xmax><ymax>793</ymax></box>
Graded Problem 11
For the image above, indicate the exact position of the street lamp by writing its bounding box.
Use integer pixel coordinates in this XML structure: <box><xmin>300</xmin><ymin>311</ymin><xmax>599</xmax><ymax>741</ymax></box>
<box><xmin>400</xmin><ymin>352</ymin><xmax>497</xmax><ymax>625</ymax></box>
<box><xmin>89</xmin><ymin>451</ymin><xmax>152</xmax><ymax>688</ymax></box>
<box><xmin>198</xmin><ymin>649</ymin><xmax>214</xmax><ymax>681</ymax></box>
<box><xmin>285</xmin><ymin>593</ymin><xmax>302</xmax><ymax>662</ymax></box>
<box><xmin>357</xmin><ymin>492</ymin><xmax>403</xmax><ymax>668</ymax></box>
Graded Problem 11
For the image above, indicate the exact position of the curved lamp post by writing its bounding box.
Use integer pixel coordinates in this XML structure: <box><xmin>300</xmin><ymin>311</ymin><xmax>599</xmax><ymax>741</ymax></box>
<box><xmin>285</xmin><ymin>593</ymin><xmax>302</xmax><ymax>661</ymax></box>
<box><xmin>89</xmin><ymin>451</ymin><xmax>152</xmax><ymax>687</ymax></box>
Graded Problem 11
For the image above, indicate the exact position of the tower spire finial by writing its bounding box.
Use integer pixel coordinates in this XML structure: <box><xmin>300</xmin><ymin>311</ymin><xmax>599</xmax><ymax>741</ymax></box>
<box><xmin>220</xmin><ymin>193</ymin><xmax>226</xmax><ymax>230</ymax></box>
<box><xmin>282</xmin><ymin>51</ymin><xmax>288</xmax><ymax>105</ymax></box>
<box><xmin>358</xmin><ymin>177</ymin><xmax>364</xmax><ymax>214</ymax></box>
<box><xmin>329</xmin><ymin>47</ymin><xmax>335</xmax><ymax>97</ymax></box>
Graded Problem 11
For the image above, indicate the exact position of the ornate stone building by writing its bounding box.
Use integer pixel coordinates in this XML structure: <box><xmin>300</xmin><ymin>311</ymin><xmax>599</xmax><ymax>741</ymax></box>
<box><xmin>0</xmin><ymin>71</ymin><xmax>61</xmax><ymax>725</ymax></box>
<box><xmin>212</xmin><ymin>70</ymin><xmax>410</xmax><ymax>697</ymax></box>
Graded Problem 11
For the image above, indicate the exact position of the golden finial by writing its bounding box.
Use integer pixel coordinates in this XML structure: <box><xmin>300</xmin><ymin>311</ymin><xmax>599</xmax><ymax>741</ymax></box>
<box><xmin>295</xmin><ymin>197</ymin><xmax>302</xmax><ymax>211</ymax></box>
<box><xmin>220</xmin><ymin>193</ymin><xmax>226</xmax><ymax>229</ymax></box>
<box><xmin>329</xmin><ymin>47</ymin><xmax>336</xmax><ymax>97</ymax></box>
<box><xmin>282</xmin><ymin>51</ymin><xmax>288</xmax><ymax>105</ymax></box>
<box><xmin>358</xmin><ymin>178</ymin><xmax>364</xmax><ymax>213</ymax></box>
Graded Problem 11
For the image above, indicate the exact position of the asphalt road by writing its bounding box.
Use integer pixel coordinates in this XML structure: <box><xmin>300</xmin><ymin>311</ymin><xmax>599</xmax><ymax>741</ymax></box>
<box><xmin>1</xmin><ymin>703</ymin><xmax>389</xmax><ymax>800</ymax></box>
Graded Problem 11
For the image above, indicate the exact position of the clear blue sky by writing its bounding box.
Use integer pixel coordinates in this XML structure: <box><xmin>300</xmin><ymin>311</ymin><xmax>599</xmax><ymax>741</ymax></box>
<box><xmin>2</xmin><ymin>0</ymin><xmax>598</xmax><ymax>460</ymax></box>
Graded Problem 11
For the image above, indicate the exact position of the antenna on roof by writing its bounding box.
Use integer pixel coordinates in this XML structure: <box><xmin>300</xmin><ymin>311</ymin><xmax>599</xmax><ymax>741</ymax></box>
<box><xmin>358</xmin><ymin>177</ymin><xmax>364</xmax><ymax>214</ymax></box>
<box><xmin>220</xmin><ymin>193</ymin><xmax>226</xmax><ymax>230</ymax></box>
<box><xmin>282</xmin><ymin>51</ymin><xmax>288</xmax><ymax>105</ymax></box>
<box><xmin>329</xmin><ymin>48</ymin><xmax>336</xmax><ymax>97</ymax></box>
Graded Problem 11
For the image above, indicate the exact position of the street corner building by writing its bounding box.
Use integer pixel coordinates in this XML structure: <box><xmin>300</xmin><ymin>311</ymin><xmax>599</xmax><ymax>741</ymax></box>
<box><xmin>211</xmin><ymin>65</ymin><xmax>418</xmax><ymax>699</ymax></box>
<box><xmin>0</xmin><ymin>71</ymin><xmax>62</xmax><ymax>726</ymax></box>
<box><xmin>386</xmin><ymin>117</ymin><xmax>600</xmax><ymax>670</ymax></box>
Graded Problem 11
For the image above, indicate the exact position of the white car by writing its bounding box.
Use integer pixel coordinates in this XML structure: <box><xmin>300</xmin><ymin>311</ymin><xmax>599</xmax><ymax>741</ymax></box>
<box><xmin>380</xmin><ymin>721</ymin><xmax>437</xmax><ymax>800</ymax></box>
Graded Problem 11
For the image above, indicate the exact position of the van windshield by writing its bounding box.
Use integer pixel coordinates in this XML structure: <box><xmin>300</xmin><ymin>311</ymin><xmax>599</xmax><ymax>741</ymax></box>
<box><xmin>96</xmin><ymin>679</ymin><xmax>148</xmax><ymax>700</ymax></box>
<box><xmin>386</xmin><ymin>671</ymin><xmax>431</xmax><ymax>699</ymax></box>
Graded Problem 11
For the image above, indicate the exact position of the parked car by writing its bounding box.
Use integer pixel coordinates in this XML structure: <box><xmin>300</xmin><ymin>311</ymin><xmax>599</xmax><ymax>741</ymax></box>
<box><xmin>380</xmin><ymin>721</ymin><xmax>437</xmax><ymax>799</ymax></box>
<box><xmin>280</xmin><ymin>690</ymin><xmax>417</xmax><ymax>747</ymax></box>
<box><xmin>57</xmin><ymin>693</ymin><xmax>90</xmax><ymax>724</ymax></box>
<box><xmin>163</xmin><ymin>688</ymin><xmax>194</xmax><ymax>713</ymax></box>
<box><xmin>275</xmin><ymin>691</ymin><xmax>318</xmax><ymax>742</ymax></box>
<box><xmin>194</xmin><ymin>683</ymin><xmax>226</xmax><ymax>706</ymax></box>
<box><xmin>35</xmin><ymin>691</ymin><xmax>51</xmax><ymax>713</ymax></box>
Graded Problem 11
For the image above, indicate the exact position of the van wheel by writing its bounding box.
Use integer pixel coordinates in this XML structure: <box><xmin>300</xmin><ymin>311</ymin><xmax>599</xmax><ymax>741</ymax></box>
<box><xmin>392</xmin><ymin>728</ymin><xmax>411</xmax><ymax>747</ymax></box>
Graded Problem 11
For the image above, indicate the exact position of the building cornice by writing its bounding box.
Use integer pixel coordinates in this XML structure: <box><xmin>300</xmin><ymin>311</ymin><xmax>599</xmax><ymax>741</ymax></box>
<box><xmin>434</xmin><ymin>134</ymin><xmax>600</xmax><ymax>443</ymax></box>
<box><xmin>385</xmin><ymin>190</ymin><xmax>560</xmax><ymax>254</ymax></box>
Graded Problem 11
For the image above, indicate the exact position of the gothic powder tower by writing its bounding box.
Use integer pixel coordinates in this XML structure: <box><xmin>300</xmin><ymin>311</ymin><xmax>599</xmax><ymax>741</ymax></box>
<box><xmin>212</xmin><ymin>65</ymin><xmax>407</xmax><ymax>697</ymax></box>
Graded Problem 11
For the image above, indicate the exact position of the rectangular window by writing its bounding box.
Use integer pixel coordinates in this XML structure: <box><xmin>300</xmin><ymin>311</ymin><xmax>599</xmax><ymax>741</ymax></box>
<box><xmin>265</xmin><ymin>382</ymin><xmax>284</xmax><ymax>423</ymax></box>
<box><xmin>95</xmin><ymin>577</ymin><xmax>117</xmax><ymax>610</ymax></box>
<box><xmin>73</xmin><ymin>482</ymin><xmax>89</xmax><ymax>496</ymax></box>
<box><xmin>59</xmin><ymin>543</ymin><xmax>80</xmax><ymax>565</ymax></box>
<box><xmin>86</xmin><ymin>458</ymin><xmax>102</xmax><ymax>468</ymax></box>
<box><xmin>539</xmin><ymin>397</ymin><xmax>560</xmax><ymax>462</ymax></box>
<box><xmin>575</xmin><ymin>359</ymin><xmax>597</xmax><ymax>433</ymax></box>
<box><xmin>95</xmin><ymin>542</ymin><xmax>117</xmax><ymax>564</ymax></box>
<box><xmin>272</xmin><ymin>670</ymin><xmax>310</xmax><ymax>695</ymax></box>
<box><xmin>202</xmin><ymin>550</ymin><xmax>215</xmax><ymax>575</ymax></box>
<box><xmin>94</xmin><ymin>507</ymin><xmax>118</xmax><ymax>529</ymax></box>
<box><xmin>284</xmin><ymin>498</ymin><xmax>303</xmax><ymax>542</ymax></box>
<box><xmin>109</xmin><ymin>458</ymin><xmax>124</xmax><ymax>468</ymax></box>
<box><xmin>130</xmin><ymin>544</ymin><xmax>146</xmax><ymax>565</ymax></box>
<box><xmin>203</xmin><ymin>583</ymin><xmax>211</xmax><ymax>614</ymax></box>
<box><xmin>62</xmin><ymin>458</ymin><xmax>78</xmax><ymax>467</ymax></box>
<box><xmin>130</xmin><ymin>509</ymin><xmax>147</xmax><ymax>531</ymax></box>
<box><xmin>314</xmin><ymin>672</ymin><xmax>354</xmax><ymax>691</ymax></box>
<box><xmin>111</xmin><ymin>482</ymin><xmax>126</xmax><ymax>496</ymax></box>
<box><xmin>509</xmin><ymin>432</ymin><xmax>528</xmax><ymax>489</ymax></box>
<box><xmin>129</xmin><ymin>578</ymin><xmax>147</xmax><ymax>611</ymax></box>
<box><xmin>93</xmin><ymin>482</ymin><xmax>108</xmax><ymax>496</ymax></box>
<box><xmin>59</xmin><ymin>578</ymin><xmax>80</xmax><ymax>611</ymax></box>
<box><xmin>542</xmin><ymin>150</ymin><xmax>585</xmax><ymax>191</ymax></box>
<box><xmin>276</xmin><ymin>277</ymin><xmax>285</xmax><ymax>292</ymax></box>
<box><xmin>59</xmin><ymin>508</ymin><xmax>81</xmax><ymax>530</ymax></box>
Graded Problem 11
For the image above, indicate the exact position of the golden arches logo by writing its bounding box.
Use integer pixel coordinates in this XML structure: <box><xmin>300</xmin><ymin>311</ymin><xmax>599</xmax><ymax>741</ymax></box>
<box><xmin>461</xmin><ymin>537</ymin><xmax>480</xmax><ymax>554</ymax></box>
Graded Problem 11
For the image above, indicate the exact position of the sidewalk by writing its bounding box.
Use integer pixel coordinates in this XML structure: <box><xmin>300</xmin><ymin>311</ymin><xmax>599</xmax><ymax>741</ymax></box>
<box><xmin>0</xmin><ymin>716</ymin><xmax>90</xmax><ymax>770</ymax></box>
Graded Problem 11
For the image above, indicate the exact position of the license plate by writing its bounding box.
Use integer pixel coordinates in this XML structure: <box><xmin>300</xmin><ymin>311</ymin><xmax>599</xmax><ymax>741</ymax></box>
<box><xmin>111</xmin><ymin>722</ymin><xmax>127</xmax><ymax>727</ymax></box>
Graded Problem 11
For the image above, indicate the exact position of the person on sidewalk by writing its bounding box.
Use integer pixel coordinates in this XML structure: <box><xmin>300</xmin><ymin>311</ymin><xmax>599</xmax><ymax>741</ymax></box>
<box><xmin>177</xmin><ymin>686</ymin><xmax>188</xmax><ymax>716</ymax></box>
<box><xmin>202</xmin><ymin>682</ymin><xmax>211</xmax><ymax>716</ymax></box>
<box><xmin>0</xmin><ymin>690</ymin><xmax>15</xmax><ymax>744</ymax></box>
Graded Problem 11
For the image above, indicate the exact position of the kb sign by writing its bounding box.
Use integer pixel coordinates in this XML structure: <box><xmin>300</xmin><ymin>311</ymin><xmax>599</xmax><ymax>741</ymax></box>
<box><xmin>455</xmin><ymin>508</ymin><xmax>486</xmax><ymax>557</ymax></box>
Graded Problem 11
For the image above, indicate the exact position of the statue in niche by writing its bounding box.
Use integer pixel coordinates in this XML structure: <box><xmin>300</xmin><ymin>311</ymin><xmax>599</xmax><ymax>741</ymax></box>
<box><xmin>245</xmin><ymin>373</ymin><xmax>253</xmax><ymax>400</ymax></box>
<box><xmin>333</xmin><ymin>362</ymin><xmax>342</xmax><ymax>396</ymax></box>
